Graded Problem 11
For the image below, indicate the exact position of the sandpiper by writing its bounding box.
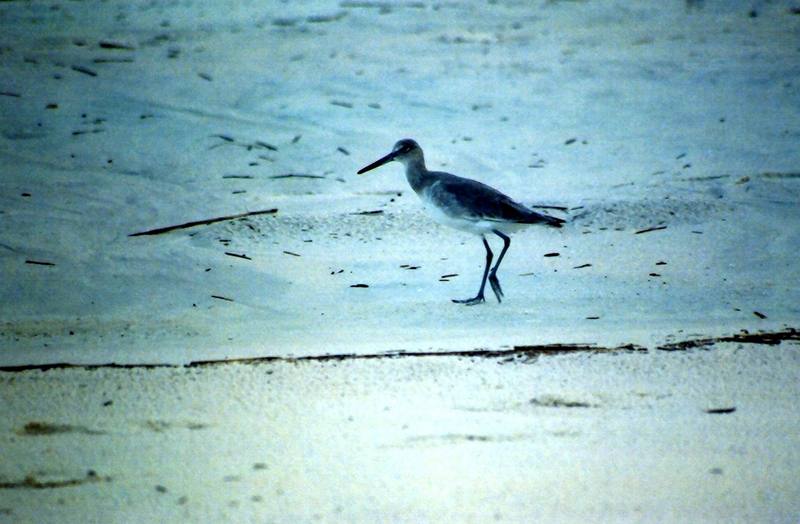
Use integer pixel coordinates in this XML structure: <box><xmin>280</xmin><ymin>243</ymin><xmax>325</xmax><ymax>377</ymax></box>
<box><xmin>358</xmin><ymin>139</ymin><xmax>564</xmax><ymax>305</ymax></box>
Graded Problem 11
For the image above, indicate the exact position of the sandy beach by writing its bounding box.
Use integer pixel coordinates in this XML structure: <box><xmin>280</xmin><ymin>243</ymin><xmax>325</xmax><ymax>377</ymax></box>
<box><xmin>1</xmin><ymin>0</ymin><xmax>799</xmax><ymax>521</ymax></box>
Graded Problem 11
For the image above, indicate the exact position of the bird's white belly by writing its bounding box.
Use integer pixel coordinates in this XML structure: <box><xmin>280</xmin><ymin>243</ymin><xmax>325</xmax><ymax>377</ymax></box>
<box><xmin>421</xmin><ymin>200</ymin><xmax>522</xmax><ymax>235</ymax></box>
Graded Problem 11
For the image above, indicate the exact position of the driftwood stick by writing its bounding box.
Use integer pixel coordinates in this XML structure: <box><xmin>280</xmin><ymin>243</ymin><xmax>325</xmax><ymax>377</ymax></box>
<box><xmin>529</xmin><ymin>204</ymin><xmax>569</xmax><ymax>212</ymax></box>
<box><xmin>129</xmin><ymin>208</ymin><xmax>277</xmax><ymax>237</ymax></box>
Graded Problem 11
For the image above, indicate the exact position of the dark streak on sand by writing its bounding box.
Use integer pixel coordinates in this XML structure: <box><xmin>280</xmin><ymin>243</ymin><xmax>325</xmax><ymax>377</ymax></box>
<box><xmin>270</xmin><ymin>173</ymin><xmax>325</xmax><ymax>180</ymax></box>
<box><xmin>1</xmin><ymin>329</ymin><xmax>796</xmax><ymax>373</ymax></box>
<box><xmin>0</xmin><ymin>471</ymin><xmax>110</xmax><ymax>490</ymax></box>
<box><xmin>635</xmin><ymin>225</ymin><xmax>667</xmax><ymax>234</ymax></box>
<box><xmin>18</xmin><ymin>421</ymin><xmax>105</xmax><ymax>436</ymax></box>
<box><xmin>129</xmin><ymin>209</ymin><xmax>277</xmax><ymax>236</ymax></box>
<box><xmin>706</xmin><ymin>407</ymin><xmax>736</xmax><ymax>414</ymax></box>
<box><xmin>657</xmin><ymin>328</ymin><xmax>798</xmax><ymax>351</ymax></box>
<box><xmin>99</xmin><ymin>41</ymin><xmax>136</xmax><ymax>50</ymax></box>
<box><xmin>25</xmin><ymin>259</ymin><xmax>55</xmax><ymax>266</ymax></box>
<box><xmin>224</xmin><ymin>252</ymin><xmax>251</xmax><ymax>260</ymax></box>
<box><xmin>71</xmin><ymin>65</ymin><xmax>98</xmax><ymax>77</ymax></box>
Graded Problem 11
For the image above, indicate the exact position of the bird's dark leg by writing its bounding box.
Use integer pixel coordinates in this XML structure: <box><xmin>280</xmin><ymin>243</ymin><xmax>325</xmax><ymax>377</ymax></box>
<box><xmin>453</xmin><ymin>236</ymin><xmax>493</xmax><ymax>306</ymax></box>
<box><xmin>488</xmin><ymin>230</ymin><xmax>511</xmax><ymax>303</ymax></box>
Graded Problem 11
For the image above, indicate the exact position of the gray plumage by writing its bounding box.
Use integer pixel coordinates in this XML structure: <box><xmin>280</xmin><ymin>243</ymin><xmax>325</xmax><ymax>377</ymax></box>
<box><xmin>358</xmin><ymin>138</ymin><xmax>565</xmax><ymax>305</ymax></box>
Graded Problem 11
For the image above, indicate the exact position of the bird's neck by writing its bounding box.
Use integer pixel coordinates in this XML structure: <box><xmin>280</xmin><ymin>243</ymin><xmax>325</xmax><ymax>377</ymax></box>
<box><xmin>403</xmin><ymin>157</ymin><xmax>430</xmax><ymax>195</ymax></box>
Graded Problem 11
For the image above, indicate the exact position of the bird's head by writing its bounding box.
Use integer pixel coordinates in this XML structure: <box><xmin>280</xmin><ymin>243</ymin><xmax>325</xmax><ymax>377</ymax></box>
<box><xmin>357</xmin><ymin>138</ymin><xmax>423</xmax><ymax>174</ymax></box>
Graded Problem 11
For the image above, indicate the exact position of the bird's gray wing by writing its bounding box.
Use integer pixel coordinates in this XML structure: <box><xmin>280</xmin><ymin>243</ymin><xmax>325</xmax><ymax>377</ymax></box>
<box><xmin>427</xmin><ymin>173</ymin><xmax>565</xmax><ymax>227</ymax></box>
<box><xmin>428</xmin><ymin>174</ymin><xmax>536</xmax><ymax>222</ymax></box>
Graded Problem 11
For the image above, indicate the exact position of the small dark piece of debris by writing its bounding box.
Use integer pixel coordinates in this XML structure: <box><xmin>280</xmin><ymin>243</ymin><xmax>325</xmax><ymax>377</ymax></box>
<box><xmin>19</xmin><ymin>421</ymin><xmax>104</xmax><ymax>436</ymax></box>
<box><xmin>99</xmin><ymin>41</ymin><xmax>135</xmax><ymax>50</ymax></box>
<box><xmin>25</xmin><ymin>260</ymin><xmax>55</xmax><ymax>266</ymax></box>
<box><xmin>198</xmin><ymin>72</ymin><xmax>212</xmax><ymax>81</ymax></box>
<box><xmin>635</xmin><ymin>225</ymin><xmax>667</xmax><ymax>235</ymax></box>
<box><xmin>441</xmin><ymin>273</ymin><xmax>458</xmax><ymax>279</ymax></box>
<box><xmin>649</xmin><ymin>273</ymin><xmax>661</xmax><ymax>277</ymax></box>
<box><xmin>213</xmin><ymin>134</ymin><xmax>234</xmax><ymax>142</ymax></box>
<box><xmin>705</xmin><ymin>407</ymin><xmax>736</xmax><ymax>414</ymax></box>
<box><xmin>255</xmin><ymin>141</ymin><xmax>278</xmax><ymax>151</ymax></box>
<box><xmin>753</xmin><ymin>311</ymin><xmax>767</xmax><ymax>319</ymax></box>
<box><xmin>155</xmin><ymin>485</ymin><xmax>168</xmax><ymax>493</ymax></box>
<box><xmin>350</xmin><ymin>210</ymin><xmax>383</xmax><ymax>215</ymax></box>
<box><xmin>1</xmin><ymin>91</ymin><xmax>22</xmax><ymax>98</ymax></box>
<box><xmin>337</xmin><ymin>146</ymin><xmax>350</xmax><ymax>155</ymax></box>
<box><xmin>350</xmin><ymin>284</ymin><xmax>369</xmax><ymax>288</ymax></box>
<box><xmin>291</xmin><ymin>134</ymin><xmax>302</xmax><ymax>143</ymax></box>
<box><xmin>573</xmin><ymin>263</ymin><xmax>591</xmax><ymax>269</ymax></box>
<box><xmin>282</xmin><ymin>251</ymin><xmax>301</xmax><ymax>257</ymax></box>
<box><xmin>543</xmin><ymin>252</ymin><xmax>560</xmax><ymax>257</ymax></box>
<box><xmin>656</xmin><ymin>261</ymin><xmax>667</xmax><ymax>265</ymax></box>
<box><xmin>222</xmin><ymin>175</ymin><xmax>253</xmax><ymax>179</ymax></box>
<box><xmin>269</xmin><ymin>173</ymin><xmax>325</xmax><ymax>180</ymax></box>
<box><xmin>225</xmin><ymin>252</ymin><xmax>252</xmax><ymax>260</ymax></box>
<box><xmin>564</xmin><ymin>138</ymin><xmax>577</xmax><ymax>145</ymax></box>
<box><xmin>585</xmin><ymin>316</ymin><xmax>600</xmax><ymax>320</ymax></box>
<box><xmin>530</xmin><ymin>204</ymin><xmax>569</xmax><ymax>211</ymax></box>
<box><xmin>330</xmin><ymin>100</ymin><xmax>353</xmax><ymax>108</ymax></box>
<box><xmin>71</xmin><ymin>65</ymin><xmax>98</xmax><ymax>77</ymax></box>
<box><xmin>211</xmin><ymin>295</ymin><xmax>234</xmax><ymax>302</ymax></box>
<box><xmin>93</xmin><ymin>57</ymin><xmax>135</xmax><ymax>64</ymax></box>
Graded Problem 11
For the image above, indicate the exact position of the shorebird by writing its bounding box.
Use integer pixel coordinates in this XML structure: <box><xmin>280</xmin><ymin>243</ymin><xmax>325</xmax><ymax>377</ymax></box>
<box><xmin>357</xmin><ymin>139</ymin><xmax>565</xmax><ymax>305</ymax></box>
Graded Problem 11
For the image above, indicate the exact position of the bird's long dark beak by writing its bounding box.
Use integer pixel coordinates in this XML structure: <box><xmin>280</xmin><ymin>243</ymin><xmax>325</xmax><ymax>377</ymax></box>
<box><xmin>357</xmin><ymin>151</ymin><xmax>396</xmax><ymax>175</ymax></box>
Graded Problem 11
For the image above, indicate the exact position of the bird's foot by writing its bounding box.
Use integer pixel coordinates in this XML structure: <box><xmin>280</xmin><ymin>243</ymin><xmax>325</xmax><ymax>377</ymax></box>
<box><xmin>452</xmin><ymin>294</ymin><xmax>485</xmax><ymax>306</ymax></box>
<box><xmin>488</xmin><ymin>272</ymin><xmax>504</xmax><ymax>303</ymax></box>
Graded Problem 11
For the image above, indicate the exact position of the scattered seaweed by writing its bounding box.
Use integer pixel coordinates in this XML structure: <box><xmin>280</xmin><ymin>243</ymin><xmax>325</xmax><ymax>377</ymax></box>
<box><xmin>0</xmin><ymin>330</ymin><xmax>795</xmax><ymax>372</ymax></box>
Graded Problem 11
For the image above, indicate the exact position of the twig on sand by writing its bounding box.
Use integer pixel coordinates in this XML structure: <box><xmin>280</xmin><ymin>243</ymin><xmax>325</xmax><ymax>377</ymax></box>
<box><xmin>530</xmin><ymin>204</ymin><xmax>569</xmax><ymax>211</ymax></box>
<box><xmin>25</xmin><ymin>259</ymin><xmax>55</xmax><ymax>266</ymax></box>
<box><xmin>129</xmin><ymin>208</ymin><xmax>277</xmax><ymax>237</ymax></box>
<box><xmin>71</xmin><ymin>65</ymin><xmax>98</xmax><ymax>77</ymax></box>
<box><xmin>635</xmin><ymin>225</ymin><xmax>667</xmax><ymax>235</ymax></box>
<box><xmin>269</xmin><ymin>173</ymin><xmax>325</xmax><ymax>180</ymax></box>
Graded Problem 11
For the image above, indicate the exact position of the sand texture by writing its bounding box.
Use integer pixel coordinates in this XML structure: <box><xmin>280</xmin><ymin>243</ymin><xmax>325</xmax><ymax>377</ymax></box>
<box><xmin>1</xmin><ymin>0</ymin><xmax>799</xmax><ymax>521</ymax></box>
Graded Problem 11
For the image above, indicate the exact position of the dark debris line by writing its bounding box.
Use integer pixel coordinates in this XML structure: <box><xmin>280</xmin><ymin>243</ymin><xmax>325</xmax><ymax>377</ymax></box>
<box><xmin>0</xmin><ymin>329</ymin><xmax>796</xmax><ymax>372</ymax></box>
